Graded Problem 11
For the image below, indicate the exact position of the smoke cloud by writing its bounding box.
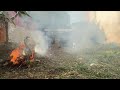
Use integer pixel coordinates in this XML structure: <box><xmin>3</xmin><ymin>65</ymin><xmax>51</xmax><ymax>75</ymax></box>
<box><xmin>60</xmin><ymin>22</ymin><xmax>106</xmax><ymax>53</ymax></box>
<box><xmin>9</xmin><ymin>11</ymin><xmax>106</xmax><ymax>56</ymax></box>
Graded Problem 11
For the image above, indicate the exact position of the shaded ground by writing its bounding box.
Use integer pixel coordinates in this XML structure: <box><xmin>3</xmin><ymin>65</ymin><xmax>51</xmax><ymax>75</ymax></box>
<box><xmin>1</xmin><ymin>43</ymin><xmax>120</xmax><ymax>79</ymax></box>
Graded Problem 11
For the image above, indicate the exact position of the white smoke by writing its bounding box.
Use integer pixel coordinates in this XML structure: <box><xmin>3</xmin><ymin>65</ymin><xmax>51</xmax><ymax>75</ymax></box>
<box><xmin>61</xmin><ymin>22</ymin><xmax>106</xmax><ymax>53</ymax></box>
<box><xmin>9</xmin><ymin>11</ymin><xmax>106</xmax><ymax>56</ymax></box>
<box><xmin>30</xmin><ymin>31</ymin><xmax>48</xmax><ymax>56</ymax></box>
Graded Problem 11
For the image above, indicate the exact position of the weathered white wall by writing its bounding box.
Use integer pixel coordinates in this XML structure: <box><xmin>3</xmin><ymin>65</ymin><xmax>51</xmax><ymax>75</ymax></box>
<box><xmin>89</xmin><ymin>11</ymin><xmax>120</xmax><ymax>44</ymax></box>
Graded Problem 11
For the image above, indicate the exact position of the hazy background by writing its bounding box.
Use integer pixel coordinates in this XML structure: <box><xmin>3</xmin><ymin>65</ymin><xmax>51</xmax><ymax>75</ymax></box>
<box><xmin>9</xmin><ymin>11</ymin><xmax>106</xmax><ymax>55</ymax></box>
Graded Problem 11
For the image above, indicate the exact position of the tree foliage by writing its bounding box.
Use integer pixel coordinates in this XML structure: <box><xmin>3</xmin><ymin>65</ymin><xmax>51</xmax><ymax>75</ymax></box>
<box><xmin>0</xmin><ymin>11</ymin><xmax>30</xmax><ymax>25</ymax></box>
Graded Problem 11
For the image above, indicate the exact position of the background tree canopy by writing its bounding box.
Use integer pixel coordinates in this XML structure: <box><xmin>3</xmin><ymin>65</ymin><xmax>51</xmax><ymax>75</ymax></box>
<box><xmin>0</xmin><ymin>11</ymin><xmax>30</xmax><ymax>25</ymax></box>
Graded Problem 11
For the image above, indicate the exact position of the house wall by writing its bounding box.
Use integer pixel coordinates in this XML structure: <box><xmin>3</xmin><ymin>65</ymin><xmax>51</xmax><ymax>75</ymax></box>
<box><xmin>0</xmin><ymin>15</ymin><xmax>8</xmax><ymax>44</ymax></box>
<box><xmin>0</xmin><ymin>27</ymin><xmax>6</xmax><ymax>43</ymax></box>
<box><xmin>88</xmin><ymin>11</ymin><xmax>120</xmax><ymax>44</ymax></box>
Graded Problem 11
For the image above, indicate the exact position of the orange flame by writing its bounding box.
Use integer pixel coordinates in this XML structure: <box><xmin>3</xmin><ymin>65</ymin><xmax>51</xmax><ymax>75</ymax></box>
<box><xmin>10</xmin><ymin>42</ymin><xmax>34</xmax><ymax>65</ymax></box>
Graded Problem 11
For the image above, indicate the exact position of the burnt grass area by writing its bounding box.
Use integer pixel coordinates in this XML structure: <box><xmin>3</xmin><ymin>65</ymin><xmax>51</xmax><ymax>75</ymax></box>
<box><xmin>1</xmin><ymin>43</ymin><xmax>120</xmax><ymax>79</ymax></box>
